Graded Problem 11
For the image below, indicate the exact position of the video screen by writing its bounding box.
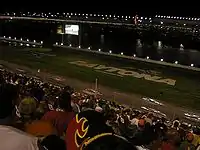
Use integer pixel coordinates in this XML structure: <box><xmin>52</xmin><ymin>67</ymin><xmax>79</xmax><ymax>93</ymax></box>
<box><xmin>65</xmin><ymin>25</ymin><xmax>79</xmax><ymax>35</ymax></box>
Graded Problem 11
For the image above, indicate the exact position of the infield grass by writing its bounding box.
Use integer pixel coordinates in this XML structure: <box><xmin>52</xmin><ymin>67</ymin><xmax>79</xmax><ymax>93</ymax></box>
<box><xmin>0</xmin><ymin>45</ymin><xmax>200</xmax><ymax>111</ymax></box>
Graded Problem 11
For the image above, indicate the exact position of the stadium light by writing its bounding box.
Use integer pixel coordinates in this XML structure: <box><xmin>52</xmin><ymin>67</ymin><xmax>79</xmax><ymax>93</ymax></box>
<box><xmin>61</xmin><ymin>43</ymin><xmax>63</xmax><ymax>46</ymax></box>
<box><xmin>175</xmin><ymin>61</ymin><xmax>178</xmax><ymax>64</ymax></box>
<box><xmin>191</xmin><ymin>64</ymin><xmax>194</xmax><ymax>67</ymax></box>
<box><xmin>98</xmin><ymin>49</ymin><xmax>101</xmax><ymax>52</ymax></box>
<box><xmin>109</xmin><ymin>50</ymin><xmax>112</xmax><ymax>54</ymax></box>
<box><xmin>121</xmin><ymin>52</ymin><xmax>124</xmax><ymax>55</ymax></box>
<box><xmin>146</xmin><ymin>56</ymin><xmax>150</xmax><ymax>59</ymax></box>
<box><xmin>160</xmin><ymin>58</ymin><xmax>164</xmax><ymax>61</ymax></box>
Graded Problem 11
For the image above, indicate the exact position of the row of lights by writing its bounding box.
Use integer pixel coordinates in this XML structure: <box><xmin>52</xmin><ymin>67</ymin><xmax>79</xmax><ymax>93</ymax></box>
<box><xmin>4</xmin><ymin>12</ymin><xmax>200</xmax><ymax>22</ymax></box>
<box><xmin>156</xmin><ymin>15</ymin><xmax>200</xmax><ymax>21</ymax></box>
<box><xmin>55</xmin><ymin>42</ymin><xmax>195</xmax><ymax>67</ymax></box>
<box><xmin>2</xmin><ymin>36</ymin><xmax>43</xmax><ymax>44</ymax></box>
<box><xmin>0</xmin><ymin>37</ymin><xmax>196</xmax><ymax>68</ymax></box>
<box><xmin>3</xmin><ymin>12</ymin><xmax>148</xmax><ymax>20</ymax></box>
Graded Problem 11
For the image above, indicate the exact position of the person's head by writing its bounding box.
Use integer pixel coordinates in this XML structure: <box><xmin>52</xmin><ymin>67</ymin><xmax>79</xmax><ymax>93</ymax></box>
<box><xmin>186</xmin><ymin>132</ymin><xmax>194</xmax><ymax>143</ymax></box>
<box><xmin>138</xmin><ymin>119</ymin><xmax>146</xmax><ymax>130</ymax></box>
<box><xmin>59</xmin><ymin>92</ymin><xmax>72</xmax><ymax>111</ymax></box>
<box><xmin>66</xmin><ymin>110</ymin><xmax>113</xmax><ymax>150</ymax></box>
<box><xmin>173</xmin><ymin>121</ymin><xmax>180</xmax><ymax>129</ymax></box>
<box><xmin>161</xmin><ymin>117</ymin><xmax>166</xmax><ymax>123</ymax></box>
<box><xmin>40</xmin><ymin>135</ymin><xmax>66</xmax><ymax>150</ymax></box>
<box><xmin>0</xmin><ymin>83</ymin><xmax>18</xmax><ymax>122</ymax></box>
<box><xmin>18</xmin><ymin>97</ymin><xmax>37</xmax><ymax>121</ymax></box>
<box><xmin>82</xmin><ymin>134</ymin><xmax>137</xmax><ymax>150</ymax></box>
<box><xmin>147</xmin><ymin>113</ymin><xmax>153</xmax><ymax>119</ymax></box>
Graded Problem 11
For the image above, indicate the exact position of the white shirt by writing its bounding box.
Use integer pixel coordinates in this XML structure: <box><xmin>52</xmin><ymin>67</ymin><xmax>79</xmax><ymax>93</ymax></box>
<box><xmin>0</xmin><ymin>125</ymin><xmax>39</xmax><ymax>150</ymax></box>
<box><xmin>196</xmin><ymin>145</ymin><xmax>200</xmax><ymax>150</ymax></box>
<box><xmin>130</xmin><ymin>118</ymin><xmax>139</xmax><ymax>126</ymax></box>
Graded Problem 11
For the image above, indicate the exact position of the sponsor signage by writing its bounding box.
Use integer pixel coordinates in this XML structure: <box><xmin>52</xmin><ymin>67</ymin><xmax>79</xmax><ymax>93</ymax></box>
<box><xmin>65</xmin><ymin>25</ymin><xmax>79</xmax><ymax>35</ymax></box>
<box><xmin>69</xmin><ymin>61</ymin><xmax>176</xmax><ymax>86</ymax></box>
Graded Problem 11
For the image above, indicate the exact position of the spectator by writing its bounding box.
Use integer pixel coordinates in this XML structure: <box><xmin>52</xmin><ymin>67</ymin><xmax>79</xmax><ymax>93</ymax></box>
<box><xmin>41</xmin><ymin>92</ymin><xmax>75</xmax><ymax>136</ymax></box>
<box><xmin>66</xmin><ymin>110</ymin><xmax>113</xmax><ymax>150</ymax></box>
<box><xmin>0</xmin><ymin>83</ymin><xmax>39</xmax><ymax>150</ymax></box>
<box><xmin>0</xmin><ymin>83</ymin><xmax>18</xmax><ymax>125</ymax></box>
<box><xmin>179</xmin><ymin>132</ymin><xmax>196</xmax><ymax>150</ymax></box>
<box><xmin>40</xmin><ymin>135</ymin><xmax>66</xmax><ymax>150</ymax></box>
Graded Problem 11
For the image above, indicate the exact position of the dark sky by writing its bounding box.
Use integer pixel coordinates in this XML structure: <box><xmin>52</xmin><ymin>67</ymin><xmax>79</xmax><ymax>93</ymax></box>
<box><xmin>2</xmin><ymin>3</ymin><xmax>200</xmax><ymax>17</ymax></box>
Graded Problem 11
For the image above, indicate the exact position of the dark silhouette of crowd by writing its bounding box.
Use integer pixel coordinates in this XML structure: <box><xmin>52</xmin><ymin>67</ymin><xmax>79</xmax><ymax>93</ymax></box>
<box><xmin>0</xmin><ymin>68</ymin><xmax>199</xmax><ymax>150</ymax></box>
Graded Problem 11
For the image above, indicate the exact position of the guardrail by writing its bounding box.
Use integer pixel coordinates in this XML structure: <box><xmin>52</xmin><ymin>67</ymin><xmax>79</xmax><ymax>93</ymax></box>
<box><xmin>53</xmin><ymin>44</ymin><xmax>200</xmax><ymax>72</ymax></box>
<box><xmin>0</xmin><ymin>36</ymin><xmax>42</xmax><ymax>46</ymax></box>
<box><xmin>0</xmin><ymin>16</ymin><xmax>198</xmax><ymax>32</ymax></box>
<box><xmin>0</xmin><ymin>16</ymin><xmax>138</xmax><ymax>26</ymax></box>
<box><xmin>0</xmin><ymin>36</ymin><xmax>199</xmax><ymax>72</ymax></box>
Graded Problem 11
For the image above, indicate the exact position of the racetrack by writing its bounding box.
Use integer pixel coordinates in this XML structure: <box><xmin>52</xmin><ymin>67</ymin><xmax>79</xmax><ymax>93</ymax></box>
<box><xmin>0</xmin><ymin>59</ymin><xmax>199</xmax><ymax>123</ymax></box>
<box><xmin>1</xmin><ymin>45</ymin><xmax>200</xmax><ymax>124</ymax></box>
<box><xmin>1</xmin><ymin>45</ymin><xmax>200</xmax><ymax>109</ymax></box>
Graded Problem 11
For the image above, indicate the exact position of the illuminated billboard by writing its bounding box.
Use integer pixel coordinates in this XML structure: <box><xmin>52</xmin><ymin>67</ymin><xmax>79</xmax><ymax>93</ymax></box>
<box><xmin>65</xmin><ymin>25</ymin><xmax>79</xmax><ymax>35</ymax></box>
<box><xmin>57</xmin><ymin>25</ymin><xmax>64</xmax><ymax>34</ymax></box>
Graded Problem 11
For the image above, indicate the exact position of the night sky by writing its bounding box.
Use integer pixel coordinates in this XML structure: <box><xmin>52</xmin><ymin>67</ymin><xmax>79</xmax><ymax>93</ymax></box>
<box><xmin>1</xmin><ymin>3</ymin><xmax>200</xmax><ymax>17</ymax></box>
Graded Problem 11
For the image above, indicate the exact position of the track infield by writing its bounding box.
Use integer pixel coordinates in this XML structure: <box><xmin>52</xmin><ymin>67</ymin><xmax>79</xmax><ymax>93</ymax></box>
<box><xmin>1</xmin><ymin>45</ymin><xmax>200</xmax><ymax>111</ymax></box>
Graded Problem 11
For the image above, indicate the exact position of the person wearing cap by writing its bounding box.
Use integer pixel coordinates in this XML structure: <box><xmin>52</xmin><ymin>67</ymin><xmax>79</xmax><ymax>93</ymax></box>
<box><xmin>66</xmin><ymin>110</ymin><xmax>114</xmax><ymax>150</ymax></box>
<box><xmin>41</xmin><ymin>92</ymin><xmax>75</xmax><ymax>136</ymax></box>
<box><xmin>0</xmin><ymin>83</ymin><xmax>39</xmax><ymax>150</ymax></box>
<box><xmin>14</xmin><ymin>97</ymin><xmax>38</xmax><ymax>130</ymax></box>
<box><xmin>179</xmin><ymin>132</ymin><xmax>196</xmax><ymax>150</ymax></box>
<box><xmin>18</xmin><ymin>97</ymin><xmax>37</xmax><ymax>120</ymax></box>
<box><xmin>82</xmin><ymin>134</ymin><xmax>138</xmax><ymax>150</ymax></box>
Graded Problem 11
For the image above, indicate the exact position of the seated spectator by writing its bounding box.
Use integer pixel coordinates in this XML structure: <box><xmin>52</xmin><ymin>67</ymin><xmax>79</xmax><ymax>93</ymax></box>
<box><xmin>25</xmin><ymin>120</ymin><xmax>56</xmax><ymax>138</ymax></box>
<box><xmin>172</xmin><ymin>118</ymin><xmax>180</xmax><ymax>130</ymax></box>
<box><xmin>66</xmin><ymin>110</ymin><xmax>113</xmax><ymax>150</ymax></box>
<box><xmin>0</xmin><ymin>83</ymin><xmax>18</xmax><ymax>125</ymax></box>
<box><xmin>82</xmin><ymin>134</ymin><xmax>138</xmax><ymax>150</ymax></box>
<box><xmin>179</xmin><ymin>132</ymin><xmax>196</xmax><ymax>150</ymax></box>
<box><xmin>160</xmin><ymin>129</ymin><xmax>180</xmax><ymax>150</ymax></box>
<box><xmin>41</xmin><ymin>92</ymin><xmax>75</xmax><ymax>136</ymax></box>
<box><xmin>14</xmin><ymin>97</ymin><xmax>37</xmax><ymax>130</ymax></box>
<box><xmin>0</xmin><ymin>83</ymin><xmax>39</xmax><ymax>150</ymax></box>
<box><xmin>192</xmin><ymin>128</ymin><xmax>200</xmax><ymax>148</ymax></box>
<box><xmin>154</xmin><ymin>117</ymin><xmax>168</xmax><ymax>138</ymax></box>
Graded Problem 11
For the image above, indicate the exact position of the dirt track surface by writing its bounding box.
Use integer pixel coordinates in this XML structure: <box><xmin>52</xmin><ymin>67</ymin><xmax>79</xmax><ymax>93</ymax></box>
<box><xmin>0</xmin><ymin>60</ymin><xmax>200</xmax><ymax>123</ymax></box>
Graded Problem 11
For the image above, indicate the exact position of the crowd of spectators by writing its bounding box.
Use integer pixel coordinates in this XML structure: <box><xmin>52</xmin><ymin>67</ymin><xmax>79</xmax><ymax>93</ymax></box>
<box><xmin>0</xmin><ymin>68</ymin><xmax>200</xmax><ymax>150</ymax></box>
